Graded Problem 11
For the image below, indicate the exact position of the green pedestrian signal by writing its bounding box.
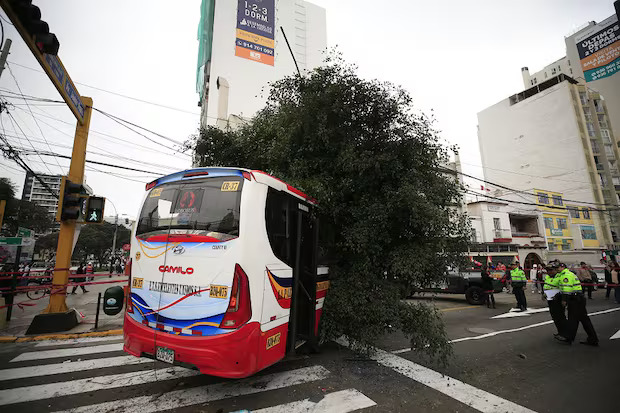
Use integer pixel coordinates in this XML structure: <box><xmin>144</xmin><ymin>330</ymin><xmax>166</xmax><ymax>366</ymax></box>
<box><xmin>85</xmin><ymin>196</ymin><xmax>105</xmax><ymax>224</ymax></box>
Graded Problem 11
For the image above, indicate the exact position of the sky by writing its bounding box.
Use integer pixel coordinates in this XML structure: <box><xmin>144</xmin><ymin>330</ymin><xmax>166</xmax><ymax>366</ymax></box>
<box><xmin>0</xmin><ymin>0</ymin><xmax>616</xmax><ymax>219</ymax></box>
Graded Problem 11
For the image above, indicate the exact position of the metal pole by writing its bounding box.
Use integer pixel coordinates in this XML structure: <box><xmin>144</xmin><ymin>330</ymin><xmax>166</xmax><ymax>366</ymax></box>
<box><xmin>0</xmin><ymin>39</ymin><xmax>12</xmax><ymax>79</ymax></box>
<box><xmin>111</xmin><ymin>215</ymin><xmax>118</xmax><ymax>275</ymax></box>
<box><xmin>6</xmin><ymin>245</ymin><xmax>21</xmax><ymax>322</ymax></box>
<box><xmin>94</xmin><ymin>292</ymin><xmax>101</xmax><ymax>329</ymax></box>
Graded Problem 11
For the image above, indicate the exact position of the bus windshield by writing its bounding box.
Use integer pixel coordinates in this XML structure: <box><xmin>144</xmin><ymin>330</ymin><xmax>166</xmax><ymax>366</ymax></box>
<box><xmin>136</xmin><ymin>176</ymin><xmax>243</xmax><ymax>242</ymax></box>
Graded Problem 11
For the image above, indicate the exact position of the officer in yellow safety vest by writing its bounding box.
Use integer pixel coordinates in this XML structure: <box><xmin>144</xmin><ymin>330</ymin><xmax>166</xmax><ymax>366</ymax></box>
<box><xmin>510</xmin><ymin>261</ymin><xmax>528</xmax><ymax>312</ymax></box>
<box><xmin>554</xmin><ymin>263</ymin><xmax>599</xmax><ymax>346</ymax></box>
<box><xmin>543</xmin><ymin>261</ymin><xmax>566</xmax><ymax>338</ymax></box>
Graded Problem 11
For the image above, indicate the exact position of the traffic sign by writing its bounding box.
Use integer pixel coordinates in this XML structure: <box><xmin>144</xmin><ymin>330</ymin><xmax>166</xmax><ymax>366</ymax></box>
<box><xmin>17</xmin><ymin>227</ymin><xmax>33</xmax><ymax>238</ymax></box>
<box><xmin>0</xmin><ymin>237</ymin><xmax>23</xmax><ymax>246</ymax></box>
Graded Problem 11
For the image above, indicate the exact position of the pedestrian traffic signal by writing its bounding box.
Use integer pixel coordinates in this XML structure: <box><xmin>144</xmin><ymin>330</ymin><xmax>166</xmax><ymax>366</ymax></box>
<box><xmin>7</xmin><ymin>0</ymin><xmax>60</xmax><ymax>55</ymax></box>
<box><xmin>85</xmin><ymin>196</ymin><xmax>105</xmax><ymax>224</ymax></box>
<box><xmin>57</xmin><ymin>177</ymin><xmax>84</xmax><ymax>222</ymax></box>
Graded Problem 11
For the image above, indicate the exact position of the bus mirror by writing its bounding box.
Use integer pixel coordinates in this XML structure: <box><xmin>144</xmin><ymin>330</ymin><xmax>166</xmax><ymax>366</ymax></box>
<box><xmin>103</xmin><ymin>286</ymin><xmax>124</xmax><ymax>316</ymax></box>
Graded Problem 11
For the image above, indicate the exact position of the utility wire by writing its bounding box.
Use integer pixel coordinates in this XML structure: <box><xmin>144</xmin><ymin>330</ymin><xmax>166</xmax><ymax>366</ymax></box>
<box><xmin>6</xmin><ymin>60</ymin><xmax>201</xmax><ymax>116</ymax></box>
<box><xmin>6</xmin><ymin>63</ymin><xmax>64</xmax><ymax>173</ymax></box>
<box><xmin>5</xmin><ymin>110</ymin><xmax>54</xmax><ymax>175</ymax></box>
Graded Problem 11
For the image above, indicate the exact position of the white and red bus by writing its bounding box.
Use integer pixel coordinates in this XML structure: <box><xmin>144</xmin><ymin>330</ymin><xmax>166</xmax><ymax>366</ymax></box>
<box><xmin>123</xmin><ymin>167</ymin><xmax>329</xmax><ymax>378</ymax></box>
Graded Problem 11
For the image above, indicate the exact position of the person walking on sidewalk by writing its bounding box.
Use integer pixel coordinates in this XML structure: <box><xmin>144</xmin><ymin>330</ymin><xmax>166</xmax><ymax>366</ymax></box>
<box><xmin>511</xmin><ymin>262</ymin><xmax>528</xmax><ymax>311</ymax></box>
<box><xmin>576</xmin><ymin>262</ymin><xmax>593</xmax><ymax>299</ymax></box>
<box><xmin>604</xmin><ymin>260</ymin><xmax>613</xmax><ymax>299</ymax></box>
<box><xmin>530</xmin><ymin>264</ymin><xmax>539</xmax><ymax>293</ymax></box>
<box><xmin>71</xmin><ymin>264</ymin><xmax>89</xmax><ymax>294</ymax></box>
<box><xmin>612</xmin><ymin>262</ymin><xmax>620</xmax><ymax>304</ymax></box>
<box><xmin>543</xmin><ymin>262</ymin><xmax>566</xmax><ymax>338</ymax></box>
<box><xmin>481</xmin><ymin>265</ymin><xmax>496</xmax><ymax>309</ymax></box>
<box><xmin>555</xmin><ymin>262</ymin><xmax>598</xmax><ymax>346</ymax></box>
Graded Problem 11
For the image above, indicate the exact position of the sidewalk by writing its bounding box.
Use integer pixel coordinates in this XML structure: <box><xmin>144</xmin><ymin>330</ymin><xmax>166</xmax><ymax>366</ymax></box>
<box><xmin>0</xmin><ymin>273</ymin><xmax>128</xmax><ymax>339</ymax></box>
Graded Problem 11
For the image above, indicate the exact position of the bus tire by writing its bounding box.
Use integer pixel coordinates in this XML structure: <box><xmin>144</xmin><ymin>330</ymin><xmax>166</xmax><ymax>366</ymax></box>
<box><xmin>465</xmin><ymin>286</ymin><xmax>484</xmax><ymax>305</ymax></box>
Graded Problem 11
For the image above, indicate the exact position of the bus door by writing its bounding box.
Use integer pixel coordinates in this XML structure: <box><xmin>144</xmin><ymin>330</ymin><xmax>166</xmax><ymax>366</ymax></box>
<box><xmin>287</xmin><ymin>202</ymin><xmax>319</xmax><ymax>353</ymax></box>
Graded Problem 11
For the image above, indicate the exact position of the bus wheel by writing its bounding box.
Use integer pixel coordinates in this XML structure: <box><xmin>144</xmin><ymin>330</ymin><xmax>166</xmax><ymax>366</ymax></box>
<box><xmin>465</xmin><ymin>286</ymin><xmax>484</xmax><ymax>305</ymax></box>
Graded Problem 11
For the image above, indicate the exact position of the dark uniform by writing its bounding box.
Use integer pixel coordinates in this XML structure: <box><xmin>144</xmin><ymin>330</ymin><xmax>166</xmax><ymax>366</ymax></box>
<box><xmin>543</xmin><ymin>264</ymin><xmax>566</xmax><ymax>337</ymax></box>
<box><xmin>556</xmin><ymin>267</ymin><xmax>598</xmax><ymax>346</ymax></box>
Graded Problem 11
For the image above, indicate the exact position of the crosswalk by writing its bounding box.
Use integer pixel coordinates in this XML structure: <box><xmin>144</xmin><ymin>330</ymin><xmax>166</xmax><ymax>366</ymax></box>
<box><xmin>0</xmin><ymin>336</ymin><xmax>377</xmax><ymax>412</ymax></box>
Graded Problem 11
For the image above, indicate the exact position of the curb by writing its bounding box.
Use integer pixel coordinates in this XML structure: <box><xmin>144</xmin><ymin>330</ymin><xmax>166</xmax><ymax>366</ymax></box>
<box><xmin>0</xmin><ymin>329</ymin><xmax>123</xmax><ymax>343</ymax></box>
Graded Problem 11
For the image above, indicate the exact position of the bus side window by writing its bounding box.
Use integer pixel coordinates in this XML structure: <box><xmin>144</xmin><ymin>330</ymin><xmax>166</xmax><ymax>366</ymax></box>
<box><xmin>266</xmin><ymin>188</ymin><xmax>292</xmax><ymax>266</ymax></box>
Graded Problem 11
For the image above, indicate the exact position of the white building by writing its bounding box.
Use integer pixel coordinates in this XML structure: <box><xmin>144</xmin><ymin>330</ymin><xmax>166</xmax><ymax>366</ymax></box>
<box><xmin>196</xmin><ymin>0</ymin><xmax>327</xmax><ymax>129</ymax></box>
<box><xmin>521</xmin><ymin>13</ymin><xmax>620</xmax><ymax>138</ymax></box>
<box><xmin>478</xmin><ymin>73</ymin><xmax>619</xmax><ymax>248</ymax></box>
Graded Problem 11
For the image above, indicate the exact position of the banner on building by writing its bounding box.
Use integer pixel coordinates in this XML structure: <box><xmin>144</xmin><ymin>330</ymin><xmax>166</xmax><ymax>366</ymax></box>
<box><xmin>235</xmin><ymin>0</ymin><xmax>275</xmax><ymax>66</ymax></box>
<box><xmin>575</xmin><ymin>15</ymin><xmax>619</xmax><ymax>82</ymax></box>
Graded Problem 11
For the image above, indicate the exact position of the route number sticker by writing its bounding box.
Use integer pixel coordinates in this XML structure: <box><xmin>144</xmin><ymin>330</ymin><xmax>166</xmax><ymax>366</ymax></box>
<box><xmin>221</xmin><ymin>181</ymin><xmax>240</xmax><ymax>192</ymax></box>
<box><xmin>132</xmin><ymin>277</ymin><xmax>144</xmax><ymax>289</ymax></box>
<box><xmin>266</xmin><ymin>332</ymin><xmax>281</xmax><ymax>349</ymax></box>
<box><xmin>149</xmin><ymin>188</ymin><xmax>163</xmax><ymax>197</ymax></box>
<box><xmin>209</xmin><ymin>284</ymin><xmax>228</xmax><ymax>299</ymax></box>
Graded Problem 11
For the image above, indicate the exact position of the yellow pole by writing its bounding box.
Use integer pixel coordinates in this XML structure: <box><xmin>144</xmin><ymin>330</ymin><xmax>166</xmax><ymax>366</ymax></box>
<box><xmin>0</xmin><ymin>200</ymin><xmax>6</xmax><ymax>229</ymax></box>
<box><xmin>43</xmin><ymin>97</ymin><xmax>92</xmax><ymax>314</ymax></box>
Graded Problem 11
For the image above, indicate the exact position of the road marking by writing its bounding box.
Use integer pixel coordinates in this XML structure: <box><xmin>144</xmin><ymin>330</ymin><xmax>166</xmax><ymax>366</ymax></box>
<box><xmin>34</xmin><ymin>336</ymin><xmax>123</xmax><ymax>347</ymax></box>
<box><xmin>610</xmin><ymin>329</ymin><xmax>620</xmax><ymax>340</ymax></box>
<box><xmin>391</xmin><ymin>306</ymin><xmax>620</xmax><ymax>353</ymax></box>
<box><xmin>55</xmin><ymin>366</ymin><xmax>330</xmax><ymax>413</ymax></box>
<box><xmin>492</xmin><ymin>308</ymin><xmax>549</xmax><ymax>319</ymax></box>
<box><xmin>440</xmin><ymin>305</ymin><xmax>479</xmax><ymax>312</ymax></box>
<box><xmin>0</xmin><ymin>366</ymin><xmax>198</xmax><ymax>406</ymax></box>
<box><xmin>10</xmin><ymin>343</ymin><xmax>123</xmax><ymax>362</ymax></box>
<box><xmin>336</xmin><ymin>338</ymin><xmax>536</xmax><ymax>413</ymax></box>
<box><xmin>0</xmin><ymin>355</ymin><xmax>152</xmax><ymax>381</ymax></box>
<box><xmin>252</xmin><ymin>389</ymin><xmax>376</xmax><ymax>413</ymax></box>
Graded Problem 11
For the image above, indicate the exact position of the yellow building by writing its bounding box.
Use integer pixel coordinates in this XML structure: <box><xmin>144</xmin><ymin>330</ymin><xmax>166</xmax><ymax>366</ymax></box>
<box><xmin>535</xmin><ymin>189</ymin><xmax>601</xmax><ymax>251</ymax></box>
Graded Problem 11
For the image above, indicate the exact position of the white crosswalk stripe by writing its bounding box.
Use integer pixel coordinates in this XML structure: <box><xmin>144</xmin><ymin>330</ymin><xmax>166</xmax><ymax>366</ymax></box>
<box><xmin>0</xmin><ymin>355</ymin><xmax>152</xmax><ymax>381</ymax></box>
<box><xmin>252</xmin><ymin>388</ymin><xmax>377</xmax><ymax>413</ymax></box>
<box><xmin>0</xmin><ymin>340</ymin><xmax>377</xmax><ymax>413</ymax></box>
<box><xmin>10</xmin><ymin>343</ymin><xmax>123</xmax><ymax>362</ymax></box>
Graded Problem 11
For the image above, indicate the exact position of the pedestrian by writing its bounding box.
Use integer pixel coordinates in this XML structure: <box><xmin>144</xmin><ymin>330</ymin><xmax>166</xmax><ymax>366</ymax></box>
<box><xmin>530</xmin><ymin>264</ymin><xmax>539</xmax><ymax>293</ymax></box>
<box><xmin>481</xmin><ymin>265</ymin><xmax>496</xmax><ymax>308</ymax></box>
<box><xmin>71</xmin><ymin>263</ymin><xmax>89</xmax><ymax>294</ymax></box>
<box><xmin>612</xmin><ymin>262</ymin><xmax>620</xmax><ymax>304</ymax></box>
<box><xmin>510</xmin><ymin>261</ymin><xmax>528</xmax><ymax>311</ymax></box>
<box><xmin>604</xmin><ymin>260</ymin><xmax>613</xmax><ymax>299</ymax></box>
<box><xmin>543</xmin><ymin>262</ymin><xmax>566</xmax><ymax>338</ymax></box>
<box><xmin>555</xmin><ymin>262</ymin><xmax>598</xmax><ymax>346</ymax></box>
<box><xmin>576</xmin><ymin>262</ymin><xmax>593</xmax><ymax>299</ymax></box>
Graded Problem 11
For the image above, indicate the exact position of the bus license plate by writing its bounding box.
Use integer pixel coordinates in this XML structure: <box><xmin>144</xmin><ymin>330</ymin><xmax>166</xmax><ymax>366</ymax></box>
<box><xmin>156</xmin><ymin>347</ymin><xmax>174</xmax><ymax>364</ymax></box>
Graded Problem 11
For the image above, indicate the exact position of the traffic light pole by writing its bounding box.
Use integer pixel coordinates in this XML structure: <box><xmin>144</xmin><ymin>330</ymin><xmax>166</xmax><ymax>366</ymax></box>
<box><xmin>42</xmin><ymin>97</ymin><xmax>92</xmax><ymax>315</ymax></box>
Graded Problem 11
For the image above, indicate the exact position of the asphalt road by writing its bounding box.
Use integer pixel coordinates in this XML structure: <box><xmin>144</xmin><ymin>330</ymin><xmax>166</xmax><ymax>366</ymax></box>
<box><xmin>0</xmin><ymin>288</ymin><xmax>617</xmax><ymax>412</ymax></box>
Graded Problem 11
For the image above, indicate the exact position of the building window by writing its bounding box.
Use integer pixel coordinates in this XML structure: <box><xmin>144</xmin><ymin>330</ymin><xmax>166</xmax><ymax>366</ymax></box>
<box><xmin>568</xmin><ymin>207</ymin><xmax>580</xmax><ymax>219</ymax></box>
<box><xmin>544</xmin><ymin>217</ymin><xmax>554</xmax><ymax>229</ymax></box>
<box><xmin>579</xmin><ymin>92</ymin><xmax>588</xmax><ymax>105</ymax></box>
<box><xmin>544</xmin><ymin>72</ymin><xmax>548</xmax><ymax>79</ymax></box>
<box><xmin>556</xmin><ymin>218</ymin><xmax>567</xmax><ymax>229</ymax></box>
<box><xmin>591</xmin><ymin>140</ymin><xmax>600</xmax><ymax>153</ymax></box>
<box><xmin>582</xmin><ymin>208</ymin><xmax>591</xmax><ymax>219</ymax></box>
<box><xmin>538</xmin><ymin>193</ymin><xmax>549</xmax><ymax>204</ymax></box>
<box><xmin>561</xmin><ymin>239</ymin><xmax>572</xmax><ymax>250</ymax></box>
<box><xmin>548</xmin><ymin>243</ymin><xmax>558</xmax><ymax>251</ymax></box>
<box><xmin>570</xmin><ymin>68</ymin><xmax>573</xmax><ymax>74</ymax></box>
<box><xmin>581</xmin><ymin>225</ymin><xmax>597</xmax><ymax>240</ymax></box>
<box><xmin>614</xmin><ymin>177</ymin><xmax>620</xmax><ymax>186</ymax></box>
<box><xmin>601</xmin><ymin>129</ymin><xmax>611</xmax><ymax>139</ymax></box>
<box><xmin>599</xmin><ymin>173</ymin><xmax>608</xmax><ymax>186</ymax></box>
<box><xmin>552</xmin><ymin>68</ymin><xmax>556</xmax><ymax>75</ymax></box>
<box><xmin>552</xmin><ymin>195</ymin><xmax>563</xmax><ymax>206</ymax></box>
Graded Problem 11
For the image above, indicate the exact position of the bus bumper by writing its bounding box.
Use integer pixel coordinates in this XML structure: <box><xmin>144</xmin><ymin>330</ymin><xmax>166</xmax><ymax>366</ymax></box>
<box><xmin>123</xmin><ymin>314</ymin><xmax>262</xmax><ymax>378</ymax></box>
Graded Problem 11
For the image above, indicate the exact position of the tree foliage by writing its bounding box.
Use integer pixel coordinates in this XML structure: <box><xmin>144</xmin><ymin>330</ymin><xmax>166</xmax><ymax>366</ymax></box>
<box><xmin>188</xmin><ymin>56</ymin><xmax>470</xmax><ymax>363</ymax></box>
<box><xmin>73</xmin><ymin>222</ymin><xmax>130</xmax><ymax>266</ymax></box>
<box><xmin>0</xmin><ymin>178</ymin><xmax>53</xmax><ymax>236</ymax></box>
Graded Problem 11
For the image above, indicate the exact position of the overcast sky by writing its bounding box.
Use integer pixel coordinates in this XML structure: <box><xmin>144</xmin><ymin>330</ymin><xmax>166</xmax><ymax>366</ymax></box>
<box><xmin>0</xmin><ymin>0</ymin><xmax>616</xmax><ymax>218</ymax></box>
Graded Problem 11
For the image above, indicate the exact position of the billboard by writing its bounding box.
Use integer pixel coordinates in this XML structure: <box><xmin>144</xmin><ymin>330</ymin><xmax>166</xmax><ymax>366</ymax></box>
<box><xmin>235</xmin><ymin>0</ymin><xmax>275</xmax><ymax>66</ymax></box>
<box><xmin>575</xmin><ymin>15</ymin><xmax>619</xmax><ymax>82</ymax></box>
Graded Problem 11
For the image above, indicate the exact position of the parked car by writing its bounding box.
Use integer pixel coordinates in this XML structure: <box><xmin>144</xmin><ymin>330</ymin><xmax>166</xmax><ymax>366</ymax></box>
<box><xmin>407</xmin><ymin>269</ymin><xmax>503</xmax><ymax>305</ymax></box>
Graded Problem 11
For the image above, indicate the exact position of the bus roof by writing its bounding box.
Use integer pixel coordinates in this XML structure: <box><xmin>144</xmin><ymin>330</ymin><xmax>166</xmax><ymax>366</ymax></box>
<box><xmin>146</xmin><ymin>167</ymin><xmax>317</xmax><ymax>205</ymax></box>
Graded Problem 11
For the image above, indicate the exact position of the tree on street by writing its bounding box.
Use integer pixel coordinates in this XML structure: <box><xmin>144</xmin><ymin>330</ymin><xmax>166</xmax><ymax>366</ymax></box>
<box><xmin>187</xmin><ymin>55</ymin><xmax>471</xmax><ymax>363</ymax></box>
<box><xmin>0</xmin><ymin>178</ymin><xmax>53</xmax><ymax>235</ymax></box>
<box><xmin>73</xmin><ymin>222</ymin><xmax>130</xmax><ymax>267</ymax></box>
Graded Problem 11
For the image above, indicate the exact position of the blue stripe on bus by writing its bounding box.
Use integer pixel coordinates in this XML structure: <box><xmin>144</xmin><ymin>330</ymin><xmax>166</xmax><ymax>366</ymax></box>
<box><xmin>153</xmin><ymin>168</ymin><xmax>245</xmax><ymax>188</ymax></box>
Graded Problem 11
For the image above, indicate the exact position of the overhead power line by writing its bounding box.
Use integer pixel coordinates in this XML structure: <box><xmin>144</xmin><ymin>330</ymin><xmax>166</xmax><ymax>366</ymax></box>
<box><xmin>6</xmin><ymin>60</ymin><xmax>201</xmax><ymax>116</ymax></box>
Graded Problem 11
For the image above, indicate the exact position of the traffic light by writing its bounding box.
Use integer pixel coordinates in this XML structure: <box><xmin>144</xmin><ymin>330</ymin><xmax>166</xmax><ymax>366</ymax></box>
<box><xmin>8</xmin><ymin>0</ymin><xmax>60</xmax><ymax>55</ymax></box>
<box><xmin>57</xmin><ymin>177</ymin><xmax>84</xmax><ymax>222</ymax></box>
<box><xmin>85</xmin><ymin>196</ymin><xmax>105</xmax><ymax>223</ymax></box>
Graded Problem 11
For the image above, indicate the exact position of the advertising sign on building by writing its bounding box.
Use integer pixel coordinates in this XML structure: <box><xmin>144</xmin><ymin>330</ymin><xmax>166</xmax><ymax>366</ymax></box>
<box><xmin>235</xmin><ymin>0</ymin><xmax>275</xmax><ymax>66</ymax></box>
<box><xmin>575</xmin><ymin>15</ymin><xmax>619</xmax><ymax>82</ymax></box>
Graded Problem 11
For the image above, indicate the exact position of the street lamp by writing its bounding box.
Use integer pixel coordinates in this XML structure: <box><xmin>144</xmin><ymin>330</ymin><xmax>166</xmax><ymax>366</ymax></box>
<box><xmin>106</xmin><ymin>199</ymin><xmax>119</xmax><ymax>275</ymax></box>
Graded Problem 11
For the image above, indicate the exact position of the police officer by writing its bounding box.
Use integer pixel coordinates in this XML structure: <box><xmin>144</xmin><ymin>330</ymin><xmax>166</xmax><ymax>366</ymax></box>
<box><xmin>543</xmin><ymin>261</ymin><xmax>566</xmax><ymax>337</ymax></box>
<box><xmin>510</xmin><ymin>261</ymin><xmax>528</xmax><ymax>311</ymax></box>
<box><xmin>554</xmin><ymin>262</ymin><xmax>599</xmax><ymax>346</ymax></box>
